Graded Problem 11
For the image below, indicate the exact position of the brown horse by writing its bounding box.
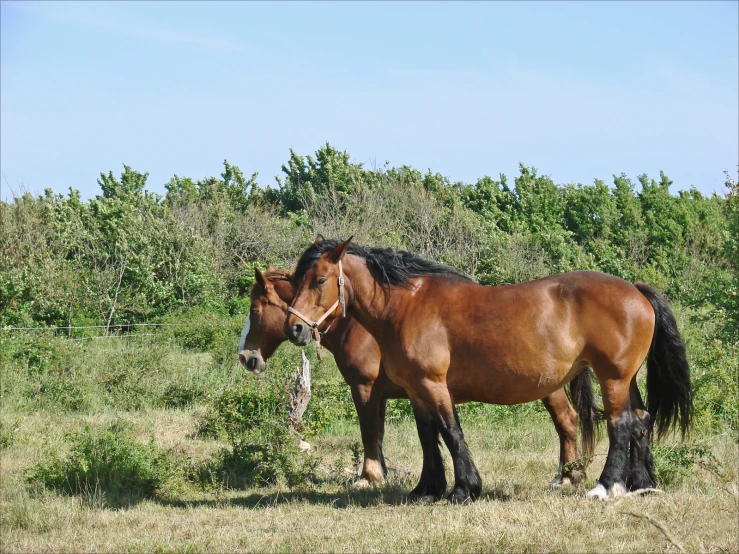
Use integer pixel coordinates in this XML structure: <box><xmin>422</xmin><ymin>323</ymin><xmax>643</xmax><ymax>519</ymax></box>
<box><xmin>238</xmin><ymin>264</ymin><xmax>403</xmax><ymax>484</ymax></box>
<box><xmin>285</xmin><ymin>239</ymin><xmax>692</xmax><ymax>502</ymax></box>
<box><xmin>238</xmin><ymin>257</ymin><xmax>603</xmax><ymax>487</ymax></box>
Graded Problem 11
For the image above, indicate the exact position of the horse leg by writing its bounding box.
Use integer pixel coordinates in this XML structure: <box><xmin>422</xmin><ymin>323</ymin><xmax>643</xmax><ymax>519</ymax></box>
<box><xmin>625</xmin><ymin>379</ymin><xmax>657</xmax><ymax>490</ymax></box>
<box><xmin>407</xmin><ymin>400</ymin><xmax>446</xmax><ymax>502</ymax></box>
<box><xmin>440</xmin><ymin>400</ymin><xmax>483</xmax><ymax>503</ymax></box>
<box><xmin>349</xmin><ymin>383</ymin><xmax>386</xmax><ymax>485</ymax></box>
<box><xmin>409</xmin><ymin>380</ymin><xmax>481</xmax><ymax>503</ymax></box>
<box><xmin>377</xmin><ymin>398</ymin><xmax>388</xmax><ymax>476</ymax></box>
<box><xmin>542</xmin><ymin>389</ymin><xmax>584</xmax><ymax>489</ymax></box>
<box><xmin>587</xmin><ymin>378</ymin><xmax>633</xmax><ymax>500</ymax></box>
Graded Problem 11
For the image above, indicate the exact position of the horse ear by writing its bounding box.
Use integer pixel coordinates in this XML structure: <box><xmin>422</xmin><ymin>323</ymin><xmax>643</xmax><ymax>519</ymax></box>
<box><xmin>327</xmin><ymin>236</ymin><xmax>353</xmax><ymax>264</ymax></box>
<box><xmin>314</xmin><ymin>234</ymin><xmax>325</xmax><ymax>243</ymax></box>
<box><xmin>266</xmin><ymin>264</ymin><xmax>276</xmax><ymax>273</ymax></box>
<box><xmin>254</xmin><ymin>266</ymin><xmax>268</xmax><ymax>288</ymax></box>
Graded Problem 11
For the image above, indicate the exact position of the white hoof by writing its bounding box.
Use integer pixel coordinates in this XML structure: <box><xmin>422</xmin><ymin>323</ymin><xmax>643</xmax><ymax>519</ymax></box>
<box><xmin>586</xmin><ymin>483</ymin><xmax>608</xmax><ymax>500</ymax></box>
<box><xmin>587</xmin><ymin>482</ymin><xmax>627</xmax><ymax>500</ymax></box>
<box><xmin>352</xmin><ymin>478</ymin><xmax>372</xmax><ymax>489</ymax></box>
<box><xmin>361</xmin><ymin>460</ymin><xmax>385</xmax><ymax>485</ymax></box>
<box><xmin>609</xmin><ymin>483</ymin><xmax>627</xmax><ymax>499</ymax></box>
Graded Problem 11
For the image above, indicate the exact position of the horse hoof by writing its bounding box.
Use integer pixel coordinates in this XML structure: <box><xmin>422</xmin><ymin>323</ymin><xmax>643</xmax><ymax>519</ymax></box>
<box><xmin>609</xmin><ymin>483</ymin><xmax>627</xmax><ymax>498</ymax></box>
<box><xmin>586</xmin><ymin>483</ymin><xmax>608</xmax><ymax>500</ymax></box>
<box><xmin>352</xmin><ymin>478</ymin><xmax>372</xmax><ymax>489</ymax></box>
<box><xmin>447</xmin><ymin>487</ymin><xmax>473</xmax><ymax>504</ymax></box>
<box><xmin>549</xmin><ymin>476</ymin><xmax>573</xmax><ymax>490</ymax></box>
<box><xmin>626</xmin><ymin>472</ymin><xmax>656</xmax><ymax>491</ymax></box>
<box><xmin>586</xmin><ymin>483</ymin><xmax>627</xmax><ymax>500</ymax></box>
<box><xmin>565</xmin><ymin>468</ymin><xmax>587</xmax><ymax>485</ymax></box>
<box><xmin>407</xmin><ymin>493</ymin><xmax>437</xmax><ymax>505</ymax></box>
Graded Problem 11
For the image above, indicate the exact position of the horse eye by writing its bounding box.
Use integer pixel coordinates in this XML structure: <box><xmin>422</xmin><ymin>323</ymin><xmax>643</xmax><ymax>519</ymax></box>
<box><xmin>317</xmin><ymin>278</ymin><xmax>327</xmax><ymax>286</ymax></box>
<box><xmin>251</xmin><ymin>308</ymin><xmax>260</xmax><ymax>314</ymax></box>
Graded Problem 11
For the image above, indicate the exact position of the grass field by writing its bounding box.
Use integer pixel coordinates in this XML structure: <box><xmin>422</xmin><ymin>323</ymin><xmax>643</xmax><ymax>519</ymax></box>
<box><xmin>1</xmin><ymin>331</ymin><xmax>737</xmax><ymax>553</ymax></box>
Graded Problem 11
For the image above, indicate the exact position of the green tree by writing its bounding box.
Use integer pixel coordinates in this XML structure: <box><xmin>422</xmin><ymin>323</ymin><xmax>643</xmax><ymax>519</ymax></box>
<box><xmin>562</xmin><ymin>179</ymin><xmax>617</xmax><ymax>244</ymax></box>
<box><xmin>458</xmin><ymin>174</ymin><xmax>517</xmax><ymax>232</ymax></box>
<box><xmin>611</xmin><ymin>173</ymin><xmax>644</xmax><ymax>247</ymax></box>
<box><xmin>275</xmin><ymin>143</ymin><xmax>364</xmax><ymax>214</ymax></box>
<box><xmin>98</xmin><ymin>165</ymin><xmax>149</xmax><ymax>199</ymax></box>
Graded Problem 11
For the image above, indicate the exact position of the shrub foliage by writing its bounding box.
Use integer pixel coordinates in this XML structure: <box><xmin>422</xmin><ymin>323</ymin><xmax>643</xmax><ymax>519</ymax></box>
<box><xmin>26</xmin><ymin>422</ymin><xmax>174</xmax><ymax>506</ymax></box>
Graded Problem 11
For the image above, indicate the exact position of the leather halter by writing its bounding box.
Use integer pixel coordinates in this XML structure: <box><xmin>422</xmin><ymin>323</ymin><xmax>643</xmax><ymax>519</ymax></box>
<box><xmin>287</xmin><ymin>260</ymin><xmax>346</xmax><ymax>360</ymax></box>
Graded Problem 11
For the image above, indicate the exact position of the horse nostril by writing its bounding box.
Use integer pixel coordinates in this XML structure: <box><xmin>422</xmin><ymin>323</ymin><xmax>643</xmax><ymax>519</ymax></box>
<box><xmin>239</xmin><ymin>353</ymin><xmax>247</xmax><ymax>367</ymax></box>
<box><xmin>293</xmin><ymin>323</ymin><xmax>304</xmax><ymax>335</ymax></box>
<box><xmin>246</xmin><ymin>357</ymin><xmax>257</xmax><ymax>370</ymax></box>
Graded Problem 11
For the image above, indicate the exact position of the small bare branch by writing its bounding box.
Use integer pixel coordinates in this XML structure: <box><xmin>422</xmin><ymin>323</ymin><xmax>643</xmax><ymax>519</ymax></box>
<box><xmin>620</xmin><ymin>510</ymin><xmax>686</xmax><ymax>553</ymax></box>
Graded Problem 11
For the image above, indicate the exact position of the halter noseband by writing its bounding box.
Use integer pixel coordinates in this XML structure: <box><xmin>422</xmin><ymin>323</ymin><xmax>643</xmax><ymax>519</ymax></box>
<box><xmin>287</xmin><ymin>260</ymin><xmax>346</xmax><ymax>360</ymax></box>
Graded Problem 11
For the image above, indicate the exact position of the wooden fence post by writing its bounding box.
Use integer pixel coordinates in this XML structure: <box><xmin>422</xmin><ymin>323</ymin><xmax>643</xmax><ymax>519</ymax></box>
<box><xmin>289</xmin><ymin>351</ymin><xmax>312</xmax><ymax>452</ymax></box>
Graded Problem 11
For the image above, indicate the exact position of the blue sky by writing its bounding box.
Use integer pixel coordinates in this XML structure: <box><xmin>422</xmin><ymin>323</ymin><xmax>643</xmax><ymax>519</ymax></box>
<box><xmin>1</xmin><ymin>1</ymin><xmax>737</xmax><ymax>200</ymax></box>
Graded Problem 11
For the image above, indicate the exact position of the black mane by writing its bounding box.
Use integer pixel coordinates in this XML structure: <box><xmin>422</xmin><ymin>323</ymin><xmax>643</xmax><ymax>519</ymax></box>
<box><xmin>294</xmin><ymin>239</ymin><xmax>472</xmax><ymax>288</ymax></box>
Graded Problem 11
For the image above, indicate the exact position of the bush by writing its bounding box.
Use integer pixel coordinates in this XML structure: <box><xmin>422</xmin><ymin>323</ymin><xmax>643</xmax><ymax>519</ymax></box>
<box><xmin>196</xmin><ymin>379</ymin><xmax>285</xmax><ymax>440</ymax></box>
<box><xmin>303</xmin><ymin>382</ymin><xmax>357</xmax><ymax>434</ymax></box>
<box><xmin>652</xmin><ymin>443</ymin><xmax>720</xmax><ymax>487</ymax></box>
<box><xmin>384</xmin><ymin>398</ymin><xmax>548</xmax><ymax>425</ymax></box>
<box><xmin>26</xmin><ymin>421</ymin><xmax>175</xmax><ymax>506</ymax></box>
<box><xmin>195</xmin><ymin>421</ymin><xmax>320</xmax><ymax>490</ymax></box>
<box><xmin>690</xmin><ymin>339</ymin><xmax>738</xmax><ymax>434</ymax></box>
<box><xmin>29</xmin><ymin>374</ymin><xmax>87</xmax><ymax>412</ymax></box>
<box><xmin>171</xmin><ymin>311</ymin><xmax>235</xmax><ymax>351</ymax></box>
<box><xmin>194</xmin><ymin>375</ymin><xmax>320</xmax><ymax>490</ymax></box>
<box><xmin>385</xmin><ymin>399</ymin><xmax>415</xmax><ymax>423</ymax></box>
<box><xmin>0</xmin><ymin>333</ymin><xmax>91</xmax><ymax>412</ymax></box>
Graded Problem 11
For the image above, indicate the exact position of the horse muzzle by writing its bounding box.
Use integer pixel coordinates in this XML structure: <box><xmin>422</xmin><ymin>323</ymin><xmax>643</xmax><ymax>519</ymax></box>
<box><xmin>238</xmin><ymin>350</ymin><xmax>266</xmax><ymax>374</ymax></box>
<box><xmin>284</xmin><ymin>320</ymin><xmax>312</xmax><ymax>346</ymax></box>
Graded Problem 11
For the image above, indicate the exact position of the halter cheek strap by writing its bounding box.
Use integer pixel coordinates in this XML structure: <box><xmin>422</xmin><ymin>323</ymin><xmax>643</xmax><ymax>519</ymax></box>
<box><xmin>287</xmin><ymin>261</ymin><xmax>346</xmax><ymax>360</ymax></box>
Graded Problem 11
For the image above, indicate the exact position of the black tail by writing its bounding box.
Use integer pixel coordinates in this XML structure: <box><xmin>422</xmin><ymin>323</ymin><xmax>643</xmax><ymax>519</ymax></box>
<box><xmin>569</xmin><ymin>369</ymin><xmax>605</xmax><ymax>456</ymax></box>
<box><xmin>635</xmin><ymin>283</ymin><xmax>693</xmax><ymax>439</ymax></box>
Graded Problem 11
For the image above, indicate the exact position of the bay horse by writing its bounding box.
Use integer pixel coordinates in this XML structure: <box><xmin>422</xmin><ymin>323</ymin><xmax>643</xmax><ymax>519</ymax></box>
<box><xmin>285</xmin><ymin>238</ymin><xmax>692</xmax><ymax>502</ymax></box>
<box><xmin>238</xmin><ymin>249</ymin><xmax>603</xmax><ymax>488</ymax></box>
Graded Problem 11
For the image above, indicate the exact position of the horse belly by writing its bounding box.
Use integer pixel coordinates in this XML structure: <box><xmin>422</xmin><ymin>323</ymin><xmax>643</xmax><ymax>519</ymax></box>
<box><xmin>446</xmin><ymin>343</ymin><xmax>579</xmax><ymax>405</ymax></box>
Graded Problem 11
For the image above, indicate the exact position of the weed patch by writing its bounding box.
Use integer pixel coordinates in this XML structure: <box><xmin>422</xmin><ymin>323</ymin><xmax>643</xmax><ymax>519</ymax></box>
<box><xmin>0</xmin><ymin>419</ymin><xmax>16</xmax><ymax>449</ymax></box>
<box><xmin>26</xmin><ymin>421</ymin><xmax>176</xmax><ymax>506</ymax></box>
<box><xmin>158</xmin><ymin>382</ymin><xmax>205</xmax><ymax>409</ymax></box>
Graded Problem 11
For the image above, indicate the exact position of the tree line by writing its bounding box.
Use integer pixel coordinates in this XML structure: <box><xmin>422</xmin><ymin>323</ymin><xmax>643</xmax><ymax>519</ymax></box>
<box><xmin>1</xmin><ymin>143</ymin><xmax>736</xmax><ymax>344</ymax></box>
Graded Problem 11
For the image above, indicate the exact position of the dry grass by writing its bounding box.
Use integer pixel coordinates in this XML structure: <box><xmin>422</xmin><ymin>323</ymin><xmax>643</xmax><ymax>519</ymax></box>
<box><xmin>1</xmin><ymin>407</ymin><xmax>737</xmax><ymax>553</ymax></box>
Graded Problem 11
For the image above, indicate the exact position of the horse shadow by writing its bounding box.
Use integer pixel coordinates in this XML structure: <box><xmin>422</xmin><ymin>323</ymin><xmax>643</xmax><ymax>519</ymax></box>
<box><xmin>161</xmin><ymin>482</ymin><xmax>412</xmax><ymax>510</ymax></box>
<box><xmin>160</xmin><ymin>481</ymin><xmax>520</xmax><ymax>510</ymax></box>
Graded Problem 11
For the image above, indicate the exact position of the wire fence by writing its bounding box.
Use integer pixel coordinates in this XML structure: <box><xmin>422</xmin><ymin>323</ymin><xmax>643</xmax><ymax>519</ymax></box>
<box><xmin>2</xmin><ymin>323</ymin><xmax>183</xmax><ymax>331</ymax></box>
<box><xmin>68</xmin><ymin>333</ymin><xmax>155</xmax><ymax>342</ymax></box>
<box><xmin>0</xmin><ymin>322</ymin><xmax>195</xmax><ymax>341</ymax></box>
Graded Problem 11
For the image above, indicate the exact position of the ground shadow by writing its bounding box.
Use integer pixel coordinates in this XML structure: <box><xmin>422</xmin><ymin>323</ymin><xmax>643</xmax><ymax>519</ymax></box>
<box><xmin>159</xmin><ymin>480</ymin><xmax>530</xmax><ymax>510</ymax></box>
<box><xmin>159</xmin><ymin>482</ymin><xmax>416</xmax><ymax>510</ymax></box>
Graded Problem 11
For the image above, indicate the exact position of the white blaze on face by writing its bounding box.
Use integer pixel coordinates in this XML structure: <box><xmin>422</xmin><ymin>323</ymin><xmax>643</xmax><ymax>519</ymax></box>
<box><xmin>238</xmin><ymin>315</ymin><xmax>251</xmax><ymax>353</ymax></box>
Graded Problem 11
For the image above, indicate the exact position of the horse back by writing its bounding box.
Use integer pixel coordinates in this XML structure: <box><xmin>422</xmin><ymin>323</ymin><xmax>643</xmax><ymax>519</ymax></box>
<box><xmin>391</xmin><ymin>271</ymin><xmax>654</xmax><ymax>403</ymax></box>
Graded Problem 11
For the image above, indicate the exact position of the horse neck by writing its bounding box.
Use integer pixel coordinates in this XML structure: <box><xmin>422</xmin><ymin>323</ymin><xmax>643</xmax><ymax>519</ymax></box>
<box><xmin>317</xmin><ymin>315</ymin><xmax>353</xmax><ymax>354</ymax></box>
<box><xmin>343</xmin><ymin>255</ymin><xmax>394</xmax><ymax>338</ymax></box>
